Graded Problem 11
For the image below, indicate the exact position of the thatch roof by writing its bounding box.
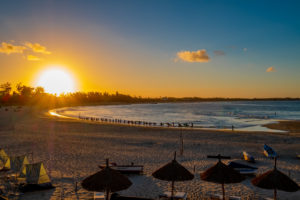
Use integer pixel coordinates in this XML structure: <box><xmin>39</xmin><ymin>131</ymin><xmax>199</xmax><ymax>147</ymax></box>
<box><xmin>152</xmin><ymin>158</ymin><xmax>194</xmax><ymax>181</ymax></box>
<box><xmin>82</xmin><ymin>161</ymin><xmax>132</xmax><ymax>192</ymax></box>
<box><xmin>200</xmin><ymin>161</ymin><xmax>245</xmax><ymax>184</ymax></box>
<box><xmin>252</xmin><ymin>168</ymin><xmax>299</xmax><ymax>192</ymax></box>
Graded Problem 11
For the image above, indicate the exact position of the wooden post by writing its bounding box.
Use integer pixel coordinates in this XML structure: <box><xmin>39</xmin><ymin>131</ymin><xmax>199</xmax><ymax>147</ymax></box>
<box><xmin>222</xmin><ymin>183</ymin><xmax>225</xmax><ymax>200</ymax></box>
<box><xmin>171</xmin><ymin>180</ymin><xmax>174</xmax><ymax>200</ymax></box>
<box><xmin>179</xmin><ymin>130</ymin><xmax>183</xmax><ymax>156</ymax></box>
<box><xmin>106</xmin><ymin>189</ymin><xmax>110</xmax><ymax>200</ymax></box>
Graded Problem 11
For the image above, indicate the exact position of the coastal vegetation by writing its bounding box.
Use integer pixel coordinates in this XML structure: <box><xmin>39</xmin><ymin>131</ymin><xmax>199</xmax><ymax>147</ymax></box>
<box><xmin>0</xmin><ymin>82</ymin><xmax>299</xmax><ymax>108</ymax></box>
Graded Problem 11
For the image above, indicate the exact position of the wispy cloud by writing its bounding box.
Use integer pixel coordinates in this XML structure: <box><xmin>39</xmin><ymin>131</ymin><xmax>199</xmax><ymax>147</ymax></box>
<box><xmin>0</xmin><ymin>41</ymin><xmax>51</xmax><ymax>61</ymax></box>
<box><xmin>266</xmin><ymin>66</ymin><xmax>275</xmax><ymax>72</ymax></box>
<box><xmin>177</xmin><ymin>49</ymin><xmax>210</xmax><ymax>63</ymax></box>
<box><xmin>213</xmin><ymin>50</ymin><xmax>225</xmax><ymax>56</ymax></box>
<box><xmin>243</xmin><ymin>48</ymin><xmax>248</xmax><ymax>52</ymax></box>
<box><xmin>27</xmin><ymin>55</ymin><xmax>41</xmax><ymax>61</ymax></box>
<box><xmin>25</xmin><ymin>42</ymin><xmax>51</xmax><ymax>54</ymax></box>
<box><xmin>0</xmin><ymin>42</ymin><xmax>26</xmax><ymax>54</ymax></box>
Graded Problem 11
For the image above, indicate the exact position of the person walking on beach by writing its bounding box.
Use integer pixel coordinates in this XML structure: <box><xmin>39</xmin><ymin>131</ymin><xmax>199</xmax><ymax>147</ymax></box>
<box><xmin>232</xmin><ymin>125</ymin><xmax>234</xmax><ymax>131</ymax></box>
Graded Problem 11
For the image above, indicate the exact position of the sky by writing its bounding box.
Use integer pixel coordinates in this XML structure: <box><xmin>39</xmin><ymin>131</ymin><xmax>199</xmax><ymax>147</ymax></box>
<box><xmin>0</xmin><ymin>0</ymin><xmax>300</xmax><ymax>98</ymax></box>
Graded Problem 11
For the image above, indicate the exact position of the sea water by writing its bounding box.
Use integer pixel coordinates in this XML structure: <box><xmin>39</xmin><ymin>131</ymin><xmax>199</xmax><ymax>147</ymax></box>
<box><xmin>54</xmin><ymin>101</ymin><xmax>300</xmax><ymax>132</ymax></box>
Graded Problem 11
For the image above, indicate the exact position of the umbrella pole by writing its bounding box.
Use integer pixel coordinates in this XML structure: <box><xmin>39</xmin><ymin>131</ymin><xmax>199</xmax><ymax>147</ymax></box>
<box><xmin>222</xmin><ymin>183</ymin><xmax>225</xmax><ymax>200</ymax></box>
<box><xmin>105</xmin><ymin>189</ymin><xmax>110</xmax><ymax>200</ymax></box>
<box><xmin>171</xmin><ymin>180</ymin><xmax>174</xmax><ymax>200</ymax></box>
<box><xmin>274</xmin><ymin>188</ymin><xmax>277</xmax><ymax>200</ymax></box>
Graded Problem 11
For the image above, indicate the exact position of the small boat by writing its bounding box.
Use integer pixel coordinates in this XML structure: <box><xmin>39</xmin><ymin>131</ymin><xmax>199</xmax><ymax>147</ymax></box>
<box><xmin>99</xmin><ymin>162</ymin><xmax>144</xmax><ymax>174</ymax></box>
<box><xmin>242</xmin><ymin>151</ymin><xmax>255</xmax><ymax>163</ymax></box>
<box><xmin>228</xmin><ymin>161</ymin><xmax>258</xmax><ymax>175</ymax></box>
<box><xmin>159</xmin><ymin>191</ymin><xmax>187</xmax><ymax>200</ymax></box>
<box><xmin>263</xmin><ymin>144</ymin><xmax>277</xmax><ymax>158</ymax></box>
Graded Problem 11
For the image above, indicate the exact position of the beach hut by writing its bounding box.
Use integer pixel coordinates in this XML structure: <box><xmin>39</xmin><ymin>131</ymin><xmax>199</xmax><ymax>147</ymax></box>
<box><xmin>4</xmin><ymin>155</ymin><xmax>29</xmax><ymax>173</ymax></box>
<box><xmin>251</xmin><ymin>158</ymin><xmax>299</xmax><ymax>200</ymax></box>
<box><xmin>152</xmin><ymin>152</ymin><xmax>194</xmax><ymax>200</ymax></box>
<box><xmin>24</xmin><ymin>162</ymin><xmax>51</xmax><ymax>184</ymax></box>
<box><xmin>0</xmin><ymin>149</ymin><xmax>8</xmax><ymax>165</ymax></box>
<box><xmin>82</xmin><ymin>159</ymin><xmax>132</xmax><ymax>200</ymax></box>
<box><xmin>19</xmin><ymin>162</ymin><xmax>54</xmax><ymax>192</ymax></box>
<box><xmin>200</xmin><ymin>154</ymin><xmax>245</xmax><ymax>200</ymax></box>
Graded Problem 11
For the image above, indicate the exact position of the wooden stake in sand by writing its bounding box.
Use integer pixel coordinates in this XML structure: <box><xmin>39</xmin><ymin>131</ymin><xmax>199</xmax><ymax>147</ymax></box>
<box><xmin>179</xmin><ymin>129</ymin><xmax>183</xmax><ymax>156</ymax></box>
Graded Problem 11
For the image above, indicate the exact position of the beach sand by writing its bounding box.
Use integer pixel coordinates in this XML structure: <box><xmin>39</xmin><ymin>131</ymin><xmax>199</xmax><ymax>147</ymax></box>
<box><xmin>0</xmin><ymin>106</ymin><xmax>300</xmax><ymax>200</ymax></box>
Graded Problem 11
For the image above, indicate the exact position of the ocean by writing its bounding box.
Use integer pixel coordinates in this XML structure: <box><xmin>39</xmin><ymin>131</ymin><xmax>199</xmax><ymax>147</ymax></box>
<box><xmin>54</xmin><ymin>101</ymin><xmax>300</xmax><ymax>132</ymax></box>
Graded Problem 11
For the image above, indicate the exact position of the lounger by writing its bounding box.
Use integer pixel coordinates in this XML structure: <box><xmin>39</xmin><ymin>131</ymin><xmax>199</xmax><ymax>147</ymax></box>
<box><xmin>94</xmin><ymin>192</ymin><xmax>105</xmax><ymax>200</ymax></box>
<box><xmin>159</xmin><ymin>191</ymin><xmax>187</xmax><ymax>200</ymax></box>
<box><xmin>210</xmin><ymin>194</ymin><xmax>241</xmax><ymax>200</ymax></box>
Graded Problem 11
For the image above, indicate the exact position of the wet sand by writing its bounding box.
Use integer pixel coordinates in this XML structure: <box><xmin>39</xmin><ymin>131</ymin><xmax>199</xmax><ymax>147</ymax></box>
<box><xmin>0</xmin><ymin>106</ymin><xmax>300</xmax><ymax>200</ymax></box>
<box><xmin>264</xmin><ymin>120</ymin><xmax>300</xmax><ymax>133</ymax></box>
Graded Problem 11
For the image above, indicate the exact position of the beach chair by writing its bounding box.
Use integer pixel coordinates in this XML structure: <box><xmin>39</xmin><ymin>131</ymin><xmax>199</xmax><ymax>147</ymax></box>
<box><xmin>159</xmin><ymin>191</ymin><xmax>187</xmax><ymax>200</ymax></box>
<box><xmin>94</xmin><ymin>192</ymin><xmax>105</xmax><ymax>200</ymax></box>
<box><xmin>210</xmin><ymin>194</ymin><xmax>241</xmax><ymax>200</ymax></box>
<box><xmin>229</xmin><ymin>196</ymin><xmax>241</xmax><ymax>200</ymax></box>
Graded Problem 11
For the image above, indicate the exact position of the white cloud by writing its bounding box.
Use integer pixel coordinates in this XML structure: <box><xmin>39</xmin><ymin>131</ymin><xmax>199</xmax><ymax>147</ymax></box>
<box><xmin>177</xmin><ymin>49</ymin><xmax>210</xmax><ymax>63</ymax></box>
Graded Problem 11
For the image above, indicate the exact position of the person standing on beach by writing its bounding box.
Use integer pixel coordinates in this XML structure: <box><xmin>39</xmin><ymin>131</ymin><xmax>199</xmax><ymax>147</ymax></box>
<box><xmin>232</xmin><ymin>125</ymin><xmax>234</xmax><ymax>131</ymax></box>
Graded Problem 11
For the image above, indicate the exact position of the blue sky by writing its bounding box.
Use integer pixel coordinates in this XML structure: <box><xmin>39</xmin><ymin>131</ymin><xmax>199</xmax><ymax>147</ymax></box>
<box><xmin>0</xmin><ymin>0</ymin><xmax>300</xmax><ymax>97</ymax></box>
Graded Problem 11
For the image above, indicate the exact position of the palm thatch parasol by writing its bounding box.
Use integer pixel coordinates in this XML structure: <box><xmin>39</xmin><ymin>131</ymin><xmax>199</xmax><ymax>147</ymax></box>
<box><xmin>82</xmin><ymin>159</ymin><xmax>132</xmax><ymax>200</ymax></box>
<box><xmin>252</xmin><ymin>158</ymin><xmax>299</xmax><ymax>200</ymax></box>
<box><xmin>200</xmin><ymin>154</ymin><xmax>245</xmax><ymax>200</ymax></box>
<box><xmin>152</xmin><ymin>152</ymin><xmax>194</xmax><ymax>200</ymax></box>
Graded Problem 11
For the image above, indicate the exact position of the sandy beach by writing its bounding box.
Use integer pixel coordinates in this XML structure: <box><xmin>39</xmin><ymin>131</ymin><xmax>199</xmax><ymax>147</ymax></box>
<box><xmin>0</xmin><ymin>106</ymin><xmax>300</xmax><ymax>200</ymax></box>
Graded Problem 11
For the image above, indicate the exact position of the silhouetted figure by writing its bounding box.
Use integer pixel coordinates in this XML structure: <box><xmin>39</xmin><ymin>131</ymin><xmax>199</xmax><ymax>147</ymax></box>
<box><xmin>232</xmin><ymin>125</ymin><xmax>234</xmax><ymax>131</ymax></box>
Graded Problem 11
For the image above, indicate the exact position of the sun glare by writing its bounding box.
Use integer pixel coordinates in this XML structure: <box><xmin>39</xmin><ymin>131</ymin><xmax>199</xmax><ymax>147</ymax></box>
<box><xmin>36</xmin><ymin>67</ymin><xmax>75</xmax><ymax>95</ymax></box>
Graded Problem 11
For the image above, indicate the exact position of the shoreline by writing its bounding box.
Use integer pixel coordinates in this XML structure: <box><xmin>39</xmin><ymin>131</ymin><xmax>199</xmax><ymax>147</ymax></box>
<box><xmin>48</xmin><ymin>108</ymin><xmax>300</xmax><ymax>135</ymax></box>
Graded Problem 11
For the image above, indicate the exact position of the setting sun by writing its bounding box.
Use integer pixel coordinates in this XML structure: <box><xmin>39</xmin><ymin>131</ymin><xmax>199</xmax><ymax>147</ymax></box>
<box><xmin>36</xmin><ymin>67</ymin><xmax>75</xmax><ymax>95</ymax></box>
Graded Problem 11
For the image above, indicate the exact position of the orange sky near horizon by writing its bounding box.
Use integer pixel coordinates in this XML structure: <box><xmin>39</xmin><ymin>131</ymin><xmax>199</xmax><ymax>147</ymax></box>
<box><xmin>1</xmin><ymin>48</ymin><xmax>299</xmax><ymax>98</ymax></box>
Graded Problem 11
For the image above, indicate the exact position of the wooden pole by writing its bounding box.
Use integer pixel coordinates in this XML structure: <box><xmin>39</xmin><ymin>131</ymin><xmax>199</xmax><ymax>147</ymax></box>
<box><xmin>171</xmin><ymin>180</ymin><xmax>174</xmax><ymax>200</ymax></box>
<box><xmin>106</xmin><ymin>189</ymin><xmax>110</xmax><ymax>200</ymax></box>
<box><xmin>222</xmin><ymin>183</ymin><xmax>225</xmax><ymax>200</ymax></box>
<box><xmin>274</xmin><ymin>188</ymin><xmax>277</xmax><ymax>200</ymax></box>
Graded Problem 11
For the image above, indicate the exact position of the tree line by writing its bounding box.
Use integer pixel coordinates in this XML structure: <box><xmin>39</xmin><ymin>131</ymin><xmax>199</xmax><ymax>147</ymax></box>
<box><xmin>0</xmin><ymin>82</ymin><xmax>299</xmax><ymax>108</ymax></box>
<box><xmin>0</xmin><ymin>82</ymin><xmax>148</xmax><ymax>108</ymax></box>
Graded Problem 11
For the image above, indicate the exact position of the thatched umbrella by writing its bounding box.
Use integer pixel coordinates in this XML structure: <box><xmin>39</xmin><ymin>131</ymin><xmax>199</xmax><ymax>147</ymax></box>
<box><xmin>200</xmin><ymin>154</ymin><xmax>245</xmax><ymax>200</ymax></box>
<box><xmin>82</xmin><ymin>159</ymin><xmax>132</xmax><ymax>200</ymax></box>
<box><xmin>252</xmin><ymin>158</ymin><xmax>299</xmax><ymax>200</ymax></box>
<box><xmin>152</xmin><ymin>152</ymin><xmax>194</xmax><ymax>199</ymax></box>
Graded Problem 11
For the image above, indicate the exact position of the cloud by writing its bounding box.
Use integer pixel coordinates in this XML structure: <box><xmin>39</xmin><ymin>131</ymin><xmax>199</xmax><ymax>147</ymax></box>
<box><xmin>177</xmin><ymin>49</ymin><xmax>210</xmax><ymax>63</ymax></box>
<box><xmin>243</xmin><ymin>48</ymin><xmax>248</xmax><ymax>52</ymax></box>
<box><xmin>25</xmin><ymin>42</ymin><xmax>51</xmax><ymax>54</ymax></box>
<box><xmin>266</xmin><ymin>66</ymin><xmax>275</xmax><ymax>72</ymax></box>
<box><xmin>27</xmin><ymin>55</ymin><xmax>41</xmax><ymax>61</ymax></box>
<box><xmin>213</xmin><ymin>50</ymin><xmax>225</xmax><ymax>56</ymax></box>
<box><xmin>0</xmin><ymin>41</ymin><xmax>51</xmax><ymax>61</ymax></box>
<box><xmin>0</xmin><ymin>42</ymin><xmax>26</xmax><ymax>54</ymax></box>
